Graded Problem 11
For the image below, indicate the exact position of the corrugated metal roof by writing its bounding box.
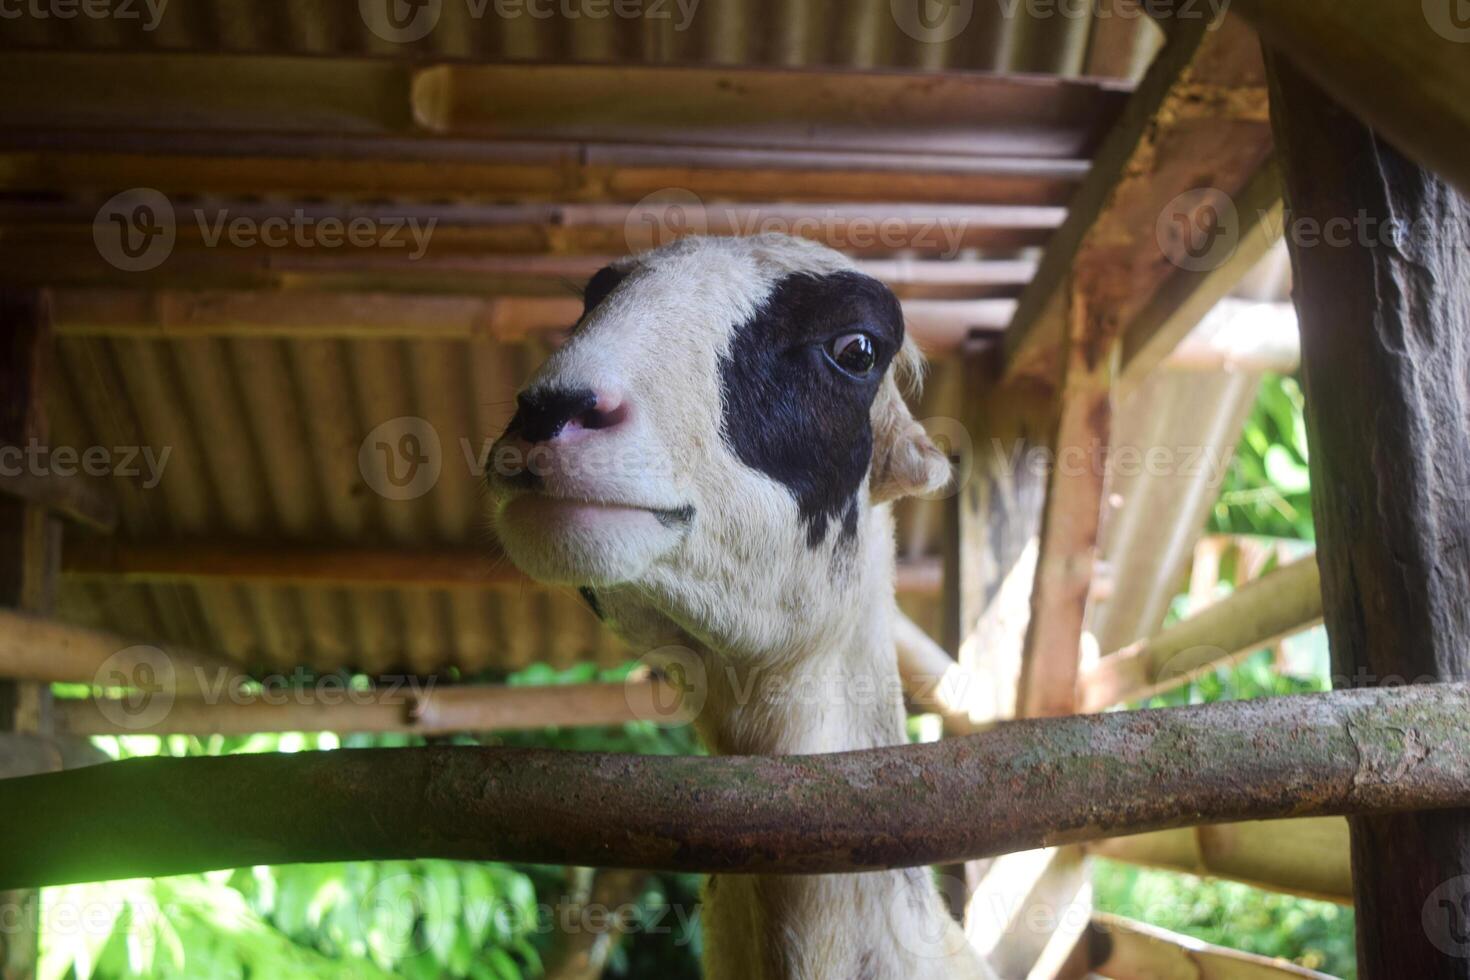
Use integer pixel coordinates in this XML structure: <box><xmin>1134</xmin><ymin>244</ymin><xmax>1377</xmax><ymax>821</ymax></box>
<box><xmin>8</xmin><ymin>1</ymin><xmax>1197</xmax><ymax>679</ymax></box>
<box><xmin>3</xmin><ymin>0</ymin><xmax>1162</xmax><ymax>79</ymax></box>
<box><xmin>47</xmin><ymin>329</ymin><xmax>641</xmax><ymax>675</ymax></box>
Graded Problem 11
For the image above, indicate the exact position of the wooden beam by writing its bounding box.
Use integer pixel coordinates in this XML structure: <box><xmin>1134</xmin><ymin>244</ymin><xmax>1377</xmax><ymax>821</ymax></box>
<box><xmin>61</xmin><ymin>540</ymin><xmax>528</xmax><ymax>590</ymax></box>
<box><xmin>56</xmin><ymin>677</ymin><xmax>682</xmax><ymax>737</ymax></box>
<box><xmin>49</xmin><ymin>289</ymin><xmax>1018</xmax><ymax>354</ymax></box>
<box><xmin>4</xmin><ymin>249</ymin><xmax>1037</xmax><ymax>298</ymax></box>
<box><xmin>0</xmin><ymin>140</ymin><xmax>1089</xmax><ymax>208</ymax></box>
<box><xmin>3</xmin><ymin>198</ymin><xmax>1063</xmax><ymax>270</ymax></box>
<box><xmin>1003</xmin><ymin>15</ymin><xmax>1272</xmax><ymax>382</ymax></box>
<box><xmin>1016</xmin><ymin>281</ymin><xmax>1113</xmax><ymax>719</ymax></box>
<box><xmin>409</xmin><ymin>63</ymin><xmax>1128</xmax><ymax>157</ymax></box>
<box><xmin>1159</xmin><ymin>300</ymin><xmax>1300</xmax><ymax>377</ymax></box>
<box><xmin>58</xmin><ymin>540</ymin><xmax>944</xmax><ymax>597</ymax></box>
<box><xmin>0</xmin><ymin>608</ymin><xmax>243</xmax><ymax>694</ymax></box>
<box><xmin>1233</xmin><ymin>0</ymin><xmax>1470</xmax><ymax>199</ymax></box>
<box><xmin>3</xmin><ymin>682</ymin><xmax>1470</xmax><ymax>889</ymax></box>
<box><xmin>944</xmin><ymin>367</ymin><xmax>1054</xmax><ymax>727</ymax></box>
<box><xmin>1116</xmin><ymin>161</ymin><xmax>1285</xmax><ymax>391</ymax></box>
<box><xmin>1090</xmin><ymin>914</ymin><xmax>1336</xmax><ymax>980</ymax></box>
<box><xmin>1268</xmin><ymin>55</ymin><xmax>1470</xmax><ymax>978</ymax></box>
<box><xmin>933</xmin><ymin>363</ymin><xmax>1060</xmax><ymax>943</ymax></box>
<box><xmin>1089</xmin><ymin>819</ymin><xmax>1352</xmax><ymax>904</ymax></box>
<box><xmin>1078</xmin><ymin>556</ymin><xmax>1323</xmax><ymax>711</ymax></box>
<box><xmin>0</xmin><ymin>467</ymin><xmax>117</xmax><ymax>534</ymax></box>
<box><xmin>0</xmin><ymin>53</ymin><xmax>1129</xmax><ymax>159</ymax></box>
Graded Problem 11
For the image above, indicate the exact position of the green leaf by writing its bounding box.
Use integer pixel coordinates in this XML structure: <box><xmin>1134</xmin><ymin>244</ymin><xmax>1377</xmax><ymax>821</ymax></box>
<box><xmin>1263</xmin><ymin>444</ymin><xmax>1311</xmax><ymax>495</ymax></box>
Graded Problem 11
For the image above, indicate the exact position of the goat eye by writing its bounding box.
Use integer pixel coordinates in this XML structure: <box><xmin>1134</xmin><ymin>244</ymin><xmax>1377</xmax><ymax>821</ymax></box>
<box><xmin>827</xmin><ymin>333</ymin><xmax>877</xmax><ymax>375</ymax></box>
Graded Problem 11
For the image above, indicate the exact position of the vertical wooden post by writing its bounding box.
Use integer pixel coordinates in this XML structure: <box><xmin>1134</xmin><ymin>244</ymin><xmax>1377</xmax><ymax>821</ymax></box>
<box><xmin>1017</xmin><ymin>280</ymin><xmax>1117</xmax><ymax>719</ymax></box>
<box><xmin>0</xmin><ymin>290</ymin><xmax>59</xmax><ymax>980</ymax></box>
<box><xmin>939</xmin><ymin>355</ymin><xmax>1052</xmax><ymax>917</ymax></box>
<box><xmin>942</xmin><ymin>351</ymin><xmax>1098</xmax><ymax>978</ymax></box>
<box><xmin>1268</xmin><ymin>56</ymin><xmax>1470</xmax><ymax>979</ymax></box>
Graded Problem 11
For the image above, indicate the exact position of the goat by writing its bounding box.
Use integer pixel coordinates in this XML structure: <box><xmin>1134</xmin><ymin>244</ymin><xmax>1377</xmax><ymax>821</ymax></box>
<box><xmin>487</xmin><ymin>233</ymin><xmax>995</xmax><ymax>980</ymax></box>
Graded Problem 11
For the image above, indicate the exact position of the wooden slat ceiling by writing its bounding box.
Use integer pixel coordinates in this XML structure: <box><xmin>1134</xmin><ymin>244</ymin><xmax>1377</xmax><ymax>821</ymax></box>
<box><xmin>0</xmin><ymin>8</ymin><xmax>1290</xmax><ymax>679</ymax></box>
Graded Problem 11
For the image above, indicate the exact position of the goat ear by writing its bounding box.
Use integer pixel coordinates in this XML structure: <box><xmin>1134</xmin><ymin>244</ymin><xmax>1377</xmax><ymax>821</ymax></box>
<box><xmin>870</xmin><ymin>384</ymin><xmax>952</xmax><ymax>504</ymax></box>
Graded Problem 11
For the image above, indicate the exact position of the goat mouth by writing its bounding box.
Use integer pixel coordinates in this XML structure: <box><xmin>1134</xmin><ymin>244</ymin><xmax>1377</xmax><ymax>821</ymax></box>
<box><xmin>504</xmin><ymin>492</ymin><xmax>694</xmax><ymax>529</ymax></box>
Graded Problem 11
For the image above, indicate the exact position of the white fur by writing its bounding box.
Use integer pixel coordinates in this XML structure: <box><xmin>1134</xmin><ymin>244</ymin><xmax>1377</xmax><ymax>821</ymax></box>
<box><xmin>488</xmin><ymin>234</ymin><xmax>991</xmax><ymax>980</ymax></box>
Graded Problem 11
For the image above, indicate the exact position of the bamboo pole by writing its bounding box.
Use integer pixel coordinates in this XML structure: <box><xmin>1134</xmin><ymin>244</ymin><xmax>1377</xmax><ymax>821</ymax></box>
<box><xmin>59</xmin><ymin>541</ymin><xmax>943</xmax><ymax>597</ymax></box>
<box><xmin>1088</xmin><ymin>819</ymin><xmax>1352</xmax><ymax>904</ymax></box>
<box><xmin>1091</xmin><ymin>914</ymin><xmax>1336</xmax><ymax>979</ymax></box>
<box><xmin>2</xmin><ymin>682</ymin><xmax>1468</xmax><ymax>890</ymax></box>
<box><xmin>0</xmin><ymin>608</ymin><xmax>242</xmax><ymax>695</ymax></box>
<box><xmin>0</xmin><ymin>468</ymin><xmax>117</xmax><ymax>534</ymax></box>
<box><xmin>1078</xmin><ymin>557</ymin><xmax>1323</xmax><ymax>711</ymax></box>
<box><xmin>893</xmin><ymin>612</ymin><xmax>1004</xmax><ymax>729</ymax></box>
<box><xmin>55</xmin><ymin>678</ymin><xmax>684</xmax><ymax>737</ymax></box>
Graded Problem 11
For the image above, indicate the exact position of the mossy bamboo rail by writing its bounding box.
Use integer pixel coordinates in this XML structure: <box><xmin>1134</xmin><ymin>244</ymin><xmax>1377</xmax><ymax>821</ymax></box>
<box><xmin>2</xmin><ymin>683</ymin><xmax>1468</xmax><ymax>890</ymax></box>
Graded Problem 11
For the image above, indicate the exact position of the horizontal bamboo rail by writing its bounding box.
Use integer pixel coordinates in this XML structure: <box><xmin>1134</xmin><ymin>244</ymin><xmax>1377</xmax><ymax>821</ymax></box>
<box><xmin>58</xmin><ymin>678</ymin><xmax>683</xmax><ymax>737</ymax></box>
<box><xmin>1089</xmin><ymin>819</ymin><xmax>1352</xmax><ymax>904</ymax></box>
<box><xmin>0</xmin><ymin>608</ymin><xmax>242</xmax><ymax>694</ymax></box>
<box><xmin>2</xmin><ymin>683</ymin><xmax>1467</xmax><ymax>890</ymax></box>
<box><xmin>1079</xmin><ymin>557</ymin><xmax>1323</xmax><ymax>711</ymax></box>
<box><xmin>59</xmin><ymin>540</ymin><xmax>943</xmax><ymax>597</ymax></box>
<box><xmin>1091</xmin><ymin>913</ymin><xmax>1335</xmax><ymax>979</ymax></box>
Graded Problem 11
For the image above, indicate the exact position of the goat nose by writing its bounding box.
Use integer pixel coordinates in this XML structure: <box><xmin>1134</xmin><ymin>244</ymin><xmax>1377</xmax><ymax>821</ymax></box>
<box><xmin>508</xmin><ymin>386</ymin><xmax>629</xmax><ymax>444</ymax></box>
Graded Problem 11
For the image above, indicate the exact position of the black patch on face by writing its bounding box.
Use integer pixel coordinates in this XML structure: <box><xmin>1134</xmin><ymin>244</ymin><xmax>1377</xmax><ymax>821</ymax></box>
<box><xmin>718</xmin><ymin>271</ymin><xmax>904</xmax><ymax>548</ymax></box>
<box><xmin>579</xmin><ymin>265</ymin><xmax>629</xmax><ymax>323</ymax></box>
<box><xmin>578</xmin><ymin>586</ymin><xmax>604</xmax><ymax>620</ymax></box>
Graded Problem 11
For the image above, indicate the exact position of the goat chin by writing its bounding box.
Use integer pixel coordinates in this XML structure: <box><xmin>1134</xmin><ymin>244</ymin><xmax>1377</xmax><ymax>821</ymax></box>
<box><xmin>494</xmin><ymin>494</ymin><xmax>678</xmax><ymax>587</ymax></box>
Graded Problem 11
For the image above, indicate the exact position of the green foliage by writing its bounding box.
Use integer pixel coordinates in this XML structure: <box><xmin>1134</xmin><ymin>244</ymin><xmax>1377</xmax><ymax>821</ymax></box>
<box><xmin>1093</xmin><ymin>861</ymin><xmax>1356</xmax><ymax>977</ymax></box>
<box><xmin>42</xmin><ymin>663</ymin><xmax>704</xmax><ymax>980</ymax></box>
<box><xmin>1209</xmin><ymin>374</ymin><xmax>1315</xmax><ymax>540</ymax></box>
